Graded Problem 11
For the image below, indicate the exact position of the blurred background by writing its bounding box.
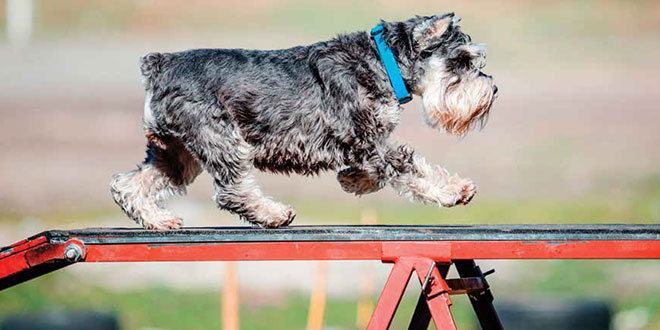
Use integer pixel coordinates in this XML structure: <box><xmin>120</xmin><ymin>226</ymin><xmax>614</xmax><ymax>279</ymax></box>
<box><xmin>1</xmin><ymin>0</ymin><xmax>659</xmax><ymax>329</ymax></box>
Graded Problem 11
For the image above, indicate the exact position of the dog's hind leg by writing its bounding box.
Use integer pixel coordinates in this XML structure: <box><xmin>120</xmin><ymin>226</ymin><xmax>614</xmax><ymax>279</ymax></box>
<box><xmin>184</xmin><ymin>122</ymin><xmax>295</xmax><ymax>228</ymax></box>
<box><xmin>110</xmin><ymin>135</ymin><xmax>202</xmax><ymax>230</ymax></box>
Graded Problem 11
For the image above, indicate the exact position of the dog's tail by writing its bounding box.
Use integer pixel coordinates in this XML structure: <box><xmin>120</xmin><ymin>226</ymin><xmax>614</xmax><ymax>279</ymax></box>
<box><xmin>140</xmin><ymin>52</ymin><xmax>169</xmax><ymax>91</ymax></box>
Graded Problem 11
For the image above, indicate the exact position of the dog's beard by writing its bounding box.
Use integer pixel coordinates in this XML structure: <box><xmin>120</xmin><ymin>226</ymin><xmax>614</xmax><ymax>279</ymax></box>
<box><xmin>419</xmin><ymin>56</ymin><xmax>495</xmax><ymax>136</ymax></box>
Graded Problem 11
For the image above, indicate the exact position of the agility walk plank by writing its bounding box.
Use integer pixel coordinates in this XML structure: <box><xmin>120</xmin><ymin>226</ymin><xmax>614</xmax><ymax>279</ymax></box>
<box><xmin>21</xmin><ymin>224</ymin><xmax>660</xmax><ymax>242</ymax></box>
<box><xmin>2</xmin><ymin>224</ymin><xmax>660</xmax><ymax>291</ymax></box>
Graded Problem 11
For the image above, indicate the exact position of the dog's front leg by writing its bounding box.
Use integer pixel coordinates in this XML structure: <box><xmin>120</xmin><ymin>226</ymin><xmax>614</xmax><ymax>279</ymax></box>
<box><xmin>381</xmin><ymin>145</ymin><xmax>476</xmax><ymax>207</ymax></box>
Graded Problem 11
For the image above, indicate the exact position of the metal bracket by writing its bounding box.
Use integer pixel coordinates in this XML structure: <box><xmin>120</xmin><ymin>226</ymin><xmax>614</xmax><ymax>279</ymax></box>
<box><xmin>420</xmin><ymin>262</ymin><xmax>435</xmax><ymax>293</ymax></box>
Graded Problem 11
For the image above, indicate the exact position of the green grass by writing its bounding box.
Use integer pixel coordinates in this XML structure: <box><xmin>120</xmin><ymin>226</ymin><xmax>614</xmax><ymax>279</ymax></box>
<box><xmin>0</xmin><ymin>273</ymin><xmax>477</xmax><ymax>330</ymax></box>
<box><xmin>1</xmin><ymin>274</ymin><xmax>222</xmax><ymax>330</ymax></box>
<box><xmin>286</xmin><ymin>172</ymin><xmax>660</xmax><ymax>225</ymax></box>
<box><xmin>292</xmin><ymin>194</ymin><xmax>660</xmax><ymax>226</ymax></box>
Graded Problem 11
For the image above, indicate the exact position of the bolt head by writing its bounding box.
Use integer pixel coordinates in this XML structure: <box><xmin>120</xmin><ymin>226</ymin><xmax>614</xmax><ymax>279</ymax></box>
<box><xmin>64</xmin><ymin>244</ymin><xmax>83</xmax><ymax>261</ymax></box>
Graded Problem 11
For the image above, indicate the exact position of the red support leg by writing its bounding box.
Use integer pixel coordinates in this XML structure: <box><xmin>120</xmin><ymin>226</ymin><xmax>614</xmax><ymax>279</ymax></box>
<box><xmin>366</xmin><ymin>258</ymin><xmax>457</xmax><ymax>330</ymax></box>
<box><xmin>366</xmin><ymin>259</ymin><xmax>414</xmax><ymax>330</ymax></box>
<box><xmin>407</xmin><ymin>264</ymin><xmax>451</xmax><ymax>330</ymax></box>
<box><xmin>413</xmin><ymin>260</ymin><xmax>458</xmax><ymax>330</ymax></box>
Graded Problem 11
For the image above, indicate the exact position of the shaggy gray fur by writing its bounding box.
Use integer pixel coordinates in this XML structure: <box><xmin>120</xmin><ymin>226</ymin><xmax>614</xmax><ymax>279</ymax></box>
<box><xmin>110</xmin><ymin>13</ymin><xmax>497</xmax><ymax>229</ymax></box>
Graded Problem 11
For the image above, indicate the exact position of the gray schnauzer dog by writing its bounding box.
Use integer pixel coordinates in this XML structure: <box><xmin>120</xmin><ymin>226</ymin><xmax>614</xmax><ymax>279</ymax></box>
<box><xmin>110</xmin><ymin>13</ymin><xmax>497</xmax><ymax>230</ymax></box>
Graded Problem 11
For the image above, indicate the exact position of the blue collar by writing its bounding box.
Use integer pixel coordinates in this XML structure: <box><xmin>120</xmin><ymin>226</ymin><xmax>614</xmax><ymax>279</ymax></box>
<box><xmin>370</xmin><ymin>24</ymin><xmax>412</xmax><ymax>104</ymax></box>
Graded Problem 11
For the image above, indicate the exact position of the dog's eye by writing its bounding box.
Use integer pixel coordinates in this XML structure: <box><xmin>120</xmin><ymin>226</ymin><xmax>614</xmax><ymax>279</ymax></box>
<box><xmin>448</xmin><ymin>51</ymin><xmax>473</xmax><ymax>71</ymax></box>
<box><xmin>426</xmin><ymin>43</ymin><xmax>442</xmax><ymax>53</ymax></box>
<box><xmin>420</xmin><ymin>43</ymin><xmax>442</xmax><ymax>58</ymax></box>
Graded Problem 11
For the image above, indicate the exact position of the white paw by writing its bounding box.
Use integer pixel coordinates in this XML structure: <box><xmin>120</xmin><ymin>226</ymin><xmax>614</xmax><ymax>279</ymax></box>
<box><xmin>457</xmin><ymin>179</ymin><xmax>476</xmax><ymax>205</ymax></box>
<box><xmin>437</xmin><ymin>177</ymin><xmax>477</xmax><ymax>207</ymax></box>
<box><xmin>142</xmin><ymin>217</ymin><xmax>183</xmax><ymax>230</ymax></box>
<box><xmin>252</xmin><ymin>200</ymin><xmax>296</xmax><ymax>229</ymax></box>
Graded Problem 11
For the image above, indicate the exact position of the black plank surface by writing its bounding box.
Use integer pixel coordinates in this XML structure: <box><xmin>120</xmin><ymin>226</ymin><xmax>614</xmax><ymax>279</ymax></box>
<box><xmin>17</xmin><ymin>224</ymin><xmax>660</xmax><ymax>246</ymax></box>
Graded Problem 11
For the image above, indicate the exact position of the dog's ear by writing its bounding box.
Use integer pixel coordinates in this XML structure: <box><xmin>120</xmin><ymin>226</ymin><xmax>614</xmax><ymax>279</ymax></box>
<box><xmin>412</xmin><ymin>13</ymin><xmax>455</xmax><ymax>50</ymax></box>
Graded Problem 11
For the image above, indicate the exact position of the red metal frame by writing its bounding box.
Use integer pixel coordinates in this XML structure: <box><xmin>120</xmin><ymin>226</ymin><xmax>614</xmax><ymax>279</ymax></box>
<box><xmin>2</xmin><ymin>229</ymin><xmax>660</xmax><ymax>330</ymax></box>
<box><xmin>5</xmin><ymin>239</ymin><xmax>660</xmax><ymax>265</ymax></box>
<box><xmin>67</xmin><ymin>240</ymin><xmax>660</xmax><ymax>261</ymax></box>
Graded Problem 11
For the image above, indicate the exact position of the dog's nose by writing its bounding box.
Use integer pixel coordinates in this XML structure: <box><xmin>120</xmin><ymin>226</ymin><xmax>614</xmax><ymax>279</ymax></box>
<box><xmin>493</xmin><ymin>85</ymin><xmax>498</xmax><ymax>95</ymax></box>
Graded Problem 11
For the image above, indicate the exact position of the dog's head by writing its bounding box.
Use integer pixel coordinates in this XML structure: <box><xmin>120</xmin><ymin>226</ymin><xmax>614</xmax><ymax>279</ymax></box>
<box><xmin>391</xmin><ymin>14</ymin><xmax>497</xmax><ymax>135</ymax></box>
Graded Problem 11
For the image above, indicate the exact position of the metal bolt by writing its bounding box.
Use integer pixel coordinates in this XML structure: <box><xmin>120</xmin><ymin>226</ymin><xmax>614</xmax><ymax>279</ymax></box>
<box><xmin>64</xmin><ymin>244</ymin><xmax>83</xmax><ymax>261</ymax></box>
<box><xmin>421</xmin><ymin>262</ymin><xmax>436</xmax><ymax>293</ymax></box>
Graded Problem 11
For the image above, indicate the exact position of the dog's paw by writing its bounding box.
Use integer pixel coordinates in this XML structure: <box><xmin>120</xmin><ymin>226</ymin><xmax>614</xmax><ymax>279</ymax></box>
<box><xmin>337</xmin><ymin>168</ymin><xmax>383</xmax><ymax>195</ymax></box>
<box><xmin>252</xmin><ymin>201</ymin><xmax>296</xmax><ymax>229</ymax></box>
<box><xmin>437</xmin><ymin>177</ymin><xmax>477</xmax><ymax>207</ymax></box>
<box><xmin>265</xmin><ymin>205</ymin><xmax>296</xmax><ymax>228</ymax></box>
<box><xmin>143</xmin><ymin>217</ymin><xmax>183</xmax><ymax>230</ymax></box>
<box><xmin>457</xmin><ymin>179</ymin><xmax>476</xmax><ymax>205</ymax></box>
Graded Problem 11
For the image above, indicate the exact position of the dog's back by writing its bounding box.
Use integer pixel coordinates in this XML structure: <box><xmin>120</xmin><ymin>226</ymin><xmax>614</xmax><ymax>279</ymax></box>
<box><xmin>138</xmin><ymin>38</ymin><xmax>381</xmax><ymax>176</ymax></box>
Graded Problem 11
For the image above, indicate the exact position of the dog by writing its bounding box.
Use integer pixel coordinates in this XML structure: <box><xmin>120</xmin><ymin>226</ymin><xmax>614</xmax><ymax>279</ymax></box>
<box><xmin>110</xmin><ymin>13</ymin><xmax>497</xmax><ymax>230</ymax></box>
